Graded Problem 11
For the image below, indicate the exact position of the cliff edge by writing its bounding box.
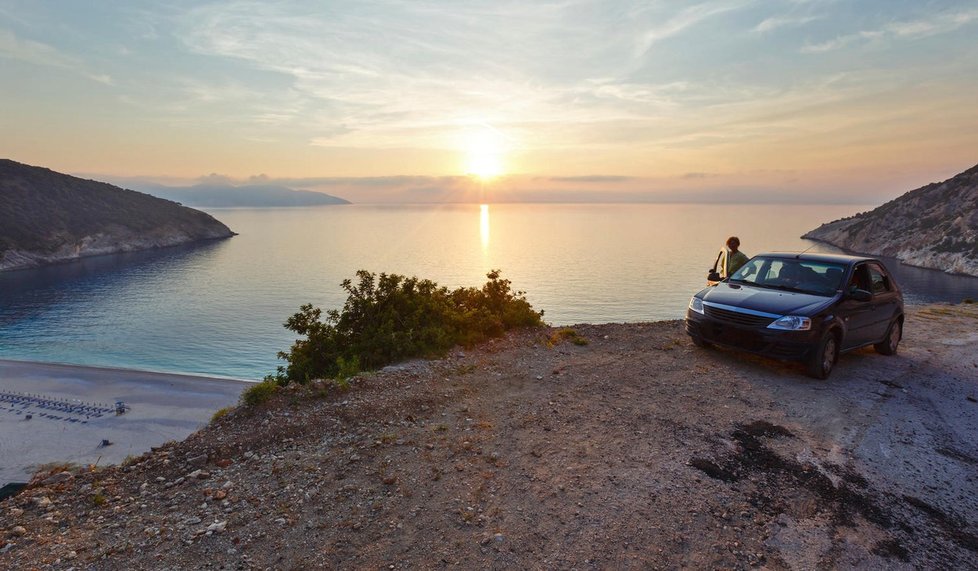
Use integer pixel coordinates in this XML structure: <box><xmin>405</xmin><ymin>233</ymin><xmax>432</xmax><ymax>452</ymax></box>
<box><xmin>803</xmin><ymin>164</ymin><xmax>978</xmax><ymax>276</ymax></box>
<box><xmin>2</xmin><ymin>306</ymin><xmax>977</xmax><ymax>568</ymax></box>
<box><xmin>0</xmin><ymin>159</ymin><xmax>234</xmax><ymax>271</ymax></box>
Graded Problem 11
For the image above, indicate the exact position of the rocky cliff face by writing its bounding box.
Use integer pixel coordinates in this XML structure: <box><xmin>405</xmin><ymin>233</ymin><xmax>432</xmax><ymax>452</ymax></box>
<box><xmin>0</xmin><ymin>159</ymin><xmax>234</xmax><ymax>271</ymax></box>
<box><xmin>803</xmin><ymin>164</ymin><xmax>978</xmax><ymax>276</ymax></box>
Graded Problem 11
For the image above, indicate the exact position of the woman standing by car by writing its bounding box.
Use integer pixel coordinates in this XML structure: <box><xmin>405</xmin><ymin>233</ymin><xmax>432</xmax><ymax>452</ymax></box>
<box><xmin>708</xmin><ymin>236</ymin><xmax>749</xmax><ymax>285</ymax></box>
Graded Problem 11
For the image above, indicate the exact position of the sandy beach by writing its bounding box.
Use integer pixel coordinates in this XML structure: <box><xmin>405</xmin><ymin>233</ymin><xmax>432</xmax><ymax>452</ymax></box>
<box><xmin>0</xmin><ymin>360</ymin><xmax>246</xmax><ymax>484</ymax></box>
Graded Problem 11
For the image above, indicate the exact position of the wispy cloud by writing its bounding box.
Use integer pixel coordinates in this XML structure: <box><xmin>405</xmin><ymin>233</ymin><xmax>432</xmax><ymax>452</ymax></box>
<box><xmin>802</xmin><ymin>8</ymin><xmax>978</xmax><ymax>53</ymax></box>
<box><xmin>0</xmin><ymin>28</ymin><xmax>112</xmax><ymax>84</ymax></box>
<box><xmin>635</xmin><ymin>1</ymin><xmax>747</xmax><ymax>56</ymax></box>
<box><xmin>753</xmin><ymin>15</ymin><xmax>818</xmax><ymax>33</ymax></box>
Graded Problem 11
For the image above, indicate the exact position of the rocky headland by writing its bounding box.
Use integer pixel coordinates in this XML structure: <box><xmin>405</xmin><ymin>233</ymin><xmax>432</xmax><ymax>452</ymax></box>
<box><xmin>0</xmin><ymin>159</ymin><xmax>234</xmax><ymax>272</ymax></box>
<box><xmin>803</xmin><ymin>164</ymin><xmax>978</xmax><ymax>276</ymax></box>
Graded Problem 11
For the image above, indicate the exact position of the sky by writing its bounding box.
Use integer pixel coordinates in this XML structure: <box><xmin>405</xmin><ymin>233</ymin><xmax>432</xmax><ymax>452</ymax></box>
<box><xmin>1</xmin><ymin>0</ymin><xmax>977</xmax><ymax>203</ymax></box>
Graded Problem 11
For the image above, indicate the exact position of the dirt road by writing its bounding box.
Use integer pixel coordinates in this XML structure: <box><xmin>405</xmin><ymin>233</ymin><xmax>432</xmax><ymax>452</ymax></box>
<box><xmin>2</xmin><ymin>304</ymin><xmax>976</xmax><ymax>569</ymax></box>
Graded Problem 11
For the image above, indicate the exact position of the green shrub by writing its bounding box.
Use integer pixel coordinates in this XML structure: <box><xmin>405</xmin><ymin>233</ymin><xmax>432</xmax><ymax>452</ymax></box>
<box><xmin>241</xmin><ymin>379</ymin><xmax>279</xmax><ymax>407</ymax></box>
<box><xmin>272</xmin><ymin>270</ymin><xmax>543</xmax><ymax>384</ymax></box>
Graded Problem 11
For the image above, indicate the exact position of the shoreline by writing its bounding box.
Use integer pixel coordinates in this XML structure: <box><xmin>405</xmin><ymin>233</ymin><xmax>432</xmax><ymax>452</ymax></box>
<box><xmin>800</xmin><ymin>235</ymin><xmax>978</xmax><ymax>279</ymax></box>
<box><xmin>0</xmin><ymin>358</ymin><xmax>255</xmax><ymax>385</ymax></box>
<box><xmin>0</xmin><ymin>360</ymin><xmax>246</xmax><ymax>485</ymax></box>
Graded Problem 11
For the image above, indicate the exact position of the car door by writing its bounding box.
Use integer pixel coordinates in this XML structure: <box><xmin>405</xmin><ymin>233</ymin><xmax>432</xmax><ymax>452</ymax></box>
<box><xmin>838</xmin><ymin>263</ymin><xmax>876</xmax><ymax>349</ymax></box>
<box><xmin>866</xmin><ymin>263</ymin><xmax>900</xmax><ymax>342</ymax></box>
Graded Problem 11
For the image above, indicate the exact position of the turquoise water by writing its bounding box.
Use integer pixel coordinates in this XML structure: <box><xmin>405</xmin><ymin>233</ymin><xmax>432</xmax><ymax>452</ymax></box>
<box><xmin>2</xmin><ymin>203</ymin><xmax>977</xmax><ymax>379</ymax></box>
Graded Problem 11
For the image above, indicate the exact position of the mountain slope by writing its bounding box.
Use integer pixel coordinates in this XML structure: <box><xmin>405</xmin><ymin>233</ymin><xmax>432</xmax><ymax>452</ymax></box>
<box><xmin>803</xmin><ymin>164</ymin><xmax>978</xmax><ymax>276</ymax></box>
<box><xmin>0</xmin><ymin>159</ymin><xmax>234</xmax><ymax>271</ymax></box>
<box><xmin>142</xmin><ymin>183</ymin><xmax>350</xmax><ymax>207</ymax></box>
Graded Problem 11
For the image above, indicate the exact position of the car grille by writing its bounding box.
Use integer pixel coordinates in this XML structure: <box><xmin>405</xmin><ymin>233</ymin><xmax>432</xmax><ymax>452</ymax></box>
<box><xmin>704</xmin><ymin>305</ymin><xmax>776</xmax><ymax>328</ymax></box>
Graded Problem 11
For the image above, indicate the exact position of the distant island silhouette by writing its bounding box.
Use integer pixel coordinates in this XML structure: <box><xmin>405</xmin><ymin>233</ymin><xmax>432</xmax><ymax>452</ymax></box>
<box><xmin>138</xmin><ymin>182</ymin><xmax>350</xmax><ymax>208</ymax></box>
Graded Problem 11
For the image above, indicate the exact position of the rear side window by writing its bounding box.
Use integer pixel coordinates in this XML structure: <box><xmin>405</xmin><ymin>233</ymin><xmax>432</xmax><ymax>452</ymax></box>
<box><xmin>868</xmin><ymin>265</ymin><xmax>891</xmax><ymax>295</ymax></box>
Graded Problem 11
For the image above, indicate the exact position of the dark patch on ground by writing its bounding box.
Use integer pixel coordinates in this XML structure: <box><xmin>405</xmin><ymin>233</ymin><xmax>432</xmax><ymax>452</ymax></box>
<box><xmin>689</xmin><ymin>458</ymin><xmax>737</xmax><ymax>483</ymax></box>
<box><xmin>877</xmin><ymin>379</ymin><xmax>904</xmax><ymax>389</ymax></box>
<box><xmin>694</xmin><ymin>424</ymin><xmax>978</xmax><ymax>558</ymax></box>
<box><xmin>902</xmin><ymin>495</ymin><xmax>978</xmax><ymax>553</ymax></box>
<box><xmin>692</xmin><ymin>420</ymin><xmax>894</xmax><ymax>531</ymax></box>
<box><xmin>872</xmin><ymin>538</ymin><xmax>910</xmax><ymax>561</ymax></box>
<box><xmin>935</xmin><ymin>446</ymin><xmax>978</xmax><ymax>466</ymax></box>
<box><xmin>738</xmin><ymin>420</ymin><xmax>795</xmax><ymax>438</ymax></box>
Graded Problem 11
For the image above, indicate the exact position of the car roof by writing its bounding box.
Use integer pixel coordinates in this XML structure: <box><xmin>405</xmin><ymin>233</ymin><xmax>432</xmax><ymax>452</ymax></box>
<box><xmin>751</xmin><ymin>252</ymin><xmax>878</xmax><ymax>265</ymax></box>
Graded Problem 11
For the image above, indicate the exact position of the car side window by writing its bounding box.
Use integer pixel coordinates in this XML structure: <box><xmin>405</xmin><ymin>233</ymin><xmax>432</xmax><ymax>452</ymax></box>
<box><xmin>868</xmin><ymin>264</ymin><xmax>891</xmax><ymax>295</ymax></box>
<box><xmin>849</xmin><ymin>264</ymin><xmax>871</xmax><ymax>292</ymax></box>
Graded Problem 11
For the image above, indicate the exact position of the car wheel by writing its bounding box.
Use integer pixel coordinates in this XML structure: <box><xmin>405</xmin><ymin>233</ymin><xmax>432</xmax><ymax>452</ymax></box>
<box><xmin>807</xmin><ymin>331</ymin><xmax>838</xmax><ymax>380</ymax></box>
<box><xmin>874</xmin><ymin>319</ymin><xmax>902</xmax><ymax>356</ymax></box>
<box><xmin>690</xmin><ymin>335</ymin><xmax>712</xmax><ymax>349</ymax></box>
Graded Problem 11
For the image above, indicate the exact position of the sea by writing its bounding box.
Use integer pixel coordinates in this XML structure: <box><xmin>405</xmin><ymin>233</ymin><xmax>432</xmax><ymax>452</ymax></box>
<box><xmin>3</xmin><ymin>203</ymin><xmax>978</xmax><ymax>380</ymax></box>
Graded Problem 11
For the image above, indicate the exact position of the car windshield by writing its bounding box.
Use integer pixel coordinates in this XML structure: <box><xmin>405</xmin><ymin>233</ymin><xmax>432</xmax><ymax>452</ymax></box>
<box><xmin>728</xmin><ymin>257</ymin><xmax>846</xmax><ymax>296</ymax></box>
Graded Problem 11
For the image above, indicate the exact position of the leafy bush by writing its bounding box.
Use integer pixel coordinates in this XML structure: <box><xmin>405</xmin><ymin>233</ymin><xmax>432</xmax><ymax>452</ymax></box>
<box><xmin>271</xmin><ymin>270</ymin><xmax>543</xmax><ymax>384</ymax></box>
<box><xmin>241</xmin><ymin>379</ymin><xmax>279</xmax><ymax>406</ymax></box>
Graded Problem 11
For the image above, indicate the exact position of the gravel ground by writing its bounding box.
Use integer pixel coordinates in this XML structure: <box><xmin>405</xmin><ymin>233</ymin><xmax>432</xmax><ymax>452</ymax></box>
<box><xmin>1</xmin><ymin>304</ymin><xmax>977</xmax><ymax>570</ymax></box>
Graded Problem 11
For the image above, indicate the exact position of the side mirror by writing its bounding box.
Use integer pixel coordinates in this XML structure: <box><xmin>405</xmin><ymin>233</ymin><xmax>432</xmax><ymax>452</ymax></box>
<box><xmin>849</xmin><ymin>289</ymin><xmax>872</xmax><ymax>302</ymax></box>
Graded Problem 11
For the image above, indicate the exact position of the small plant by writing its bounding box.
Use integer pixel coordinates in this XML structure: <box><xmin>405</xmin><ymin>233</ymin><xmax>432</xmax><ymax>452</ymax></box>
<box><xmin>336</xmin><ymin>355</ymin><xmax>360</xmax><ymax>387</ymax></box>
<box><xmin>241</xmin><ymin>378</ymin><xmax>279</xmax><ymax>407</ymax></box>
<box><xmin>546</xmin><ymin>328</ymin><xmax>588</xmax><ymax>347</ymax></box>
<box><xmin>92</xmin><ymin>493</ymin><xmax>107</xmax><ymax>506</ymax></box>
<box><xmin>211</xmin><ymin>406</ymin><xmax>233</xmax><ymax>422</ymax></box>
<box><xmin>964</xmin><ymin>298</ymin><xmax>975</xmax><ymax>304</ymax></box>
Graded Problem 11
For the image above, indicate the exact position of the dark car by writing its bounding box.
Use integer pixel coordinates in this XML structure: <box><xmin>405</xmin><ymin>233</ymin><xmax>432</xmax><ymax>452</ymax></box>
<box><xmin>685</xmin><ymin>253</ymin><xmax>904</xmax><ymax>379</ymax></box>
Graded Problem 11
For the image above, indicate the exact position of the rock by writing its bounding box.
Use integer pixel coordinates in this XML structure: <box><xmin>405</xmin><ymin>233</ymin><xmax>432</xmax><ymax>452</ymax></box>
<box><xmin>8</xmin><ymin>526</ymin><xmax>27</xmax><ymax>537</ymax></box>
<box><xmin>42</xmin><ymin>472</ymin><xmax>73</xmax><ymax>486</ymax></box>
<box><xmin>187</xmin><ymin>470</ymin><xmax>210</xmax><ymax>480</ymax></box>
<box><xmin>34</xmin><ymin>496</ymin><xmax>52</xmax><ymax>508</ymax></box>
<box><xmin>215</xmin><ymin>458</ymin><xmax>233</xmax><ymax>468</ymax></box>
<box><xmin>383</xmin><ymin>475</ymin><xmax>397</xmax><ymax>485</ymax></box>
<box><xmin>213</xmin><ymin>489</ymin><xmax>227</xmax><ymax>500</ymax></box>
<box><xmin>206</xmin><ymin>521</ymin><xmax>227</xmax><ymax>533</ymax></box>
<box><xmin>187</xmin><ymin>454</ymin><xmax>208</xmax><ymax>467</ymax></box>
<box><xmin>9</xmin><ymin>508</ymin><xmax>23</xmax><ymax>517</ymax></box>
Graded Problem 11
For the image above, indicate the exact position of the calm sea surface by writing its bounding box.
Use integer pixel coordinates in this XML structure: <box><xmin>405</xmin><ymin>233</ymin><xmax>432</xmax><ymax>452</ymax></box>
<box><xmin>3</xmin><ymin>203</ymin><xmax>978</xmax><ymax>379</ymax></box>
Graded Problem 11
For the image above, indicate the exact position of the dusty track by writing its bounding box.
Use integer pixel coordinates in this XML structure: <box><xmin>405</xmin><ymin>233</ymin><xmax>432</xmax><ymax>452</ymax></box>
<box><xmin>2</xmin><ymin>305</ymin><xmax>977</xmax><ymax>569</ymax></box>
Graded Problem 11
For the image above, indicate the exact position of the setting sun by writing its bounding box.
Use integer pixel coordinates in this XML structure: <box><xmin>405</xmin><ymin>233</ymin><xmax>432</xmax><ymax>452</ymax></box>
<box><xmin>463</xmin><ymin>127</ymin><xmax>505</xmax><ymax>180</ymax></box>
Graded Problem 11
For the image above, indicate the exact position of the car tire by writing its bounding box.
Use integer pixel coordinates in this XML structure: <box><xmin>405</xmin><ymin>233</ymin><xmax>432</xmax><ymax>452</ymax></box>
<box><xmin>690</xmin><ymin>335</ymin><xmax>712</xmax><ymax>349</ymax></box>
<box><xmin>807</xmin><ymin>331</ymin><xmax>838</xmax><ymax>380</ymax></box>
<box><xmin>874</xmin><ymin>319</ymin><xmax>901</xmax><ymax>356</ymax></box>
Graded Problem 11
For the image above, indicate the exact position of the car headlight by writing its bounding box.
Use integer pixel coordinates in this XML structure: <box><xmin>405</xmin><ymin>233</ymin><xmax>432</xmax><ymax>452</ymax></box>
<box><xmin>688</xmin><ymin>297</ymin><xmax>705</xmax><ymax>315</ymax></box>
<box><xmin>767</xmin><ymin>315</ymin><xmax>812</xmax><ymax>331</ymax></box>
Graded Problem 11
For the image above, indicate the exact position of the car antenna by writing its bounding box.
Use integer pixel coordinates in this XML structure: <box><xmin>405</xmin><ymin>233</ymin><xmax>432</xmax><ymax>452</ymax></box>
<box><xmin>795</xmin><ymin>243</ymin><xmax>817</xmax><ymax>259</ymax></box>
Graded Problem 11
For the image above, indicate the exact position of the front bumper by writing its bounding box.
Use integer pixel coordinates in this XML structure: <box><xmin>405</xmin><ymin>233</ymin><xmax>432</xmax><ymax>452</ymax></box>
<box><xmin>685</xmin><ymin>308</ymin><xmax>819</xmax><ymax>361</ymax></box>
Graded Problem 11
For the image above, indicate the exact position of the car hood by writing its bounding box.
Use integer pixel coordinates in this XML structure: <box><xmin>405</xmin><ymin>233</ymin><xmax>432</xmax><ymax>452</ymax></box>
<box><xmin>701</xmin><ymin>282</ymin><xmax>835</xmax><ymax>316</ymax></box>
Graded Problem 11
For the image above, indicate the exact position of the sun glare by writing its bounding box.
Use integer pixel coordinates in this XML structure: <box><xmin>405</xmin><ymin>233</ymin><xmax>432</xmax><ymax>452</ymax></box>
<box><xmin>463</xmin><ymin>127</ymin><xmax>505</xmax><ymax>180</ymax></box>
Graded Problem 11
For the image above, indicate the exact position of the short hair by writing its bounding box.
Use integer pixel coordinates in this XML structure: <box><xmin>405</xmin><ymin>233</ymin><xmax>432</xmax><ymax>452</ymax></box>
<box><xmin>726</xmin><ymin>236</ymin><xmax>740</xmax><ymax>248</ymax></box>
